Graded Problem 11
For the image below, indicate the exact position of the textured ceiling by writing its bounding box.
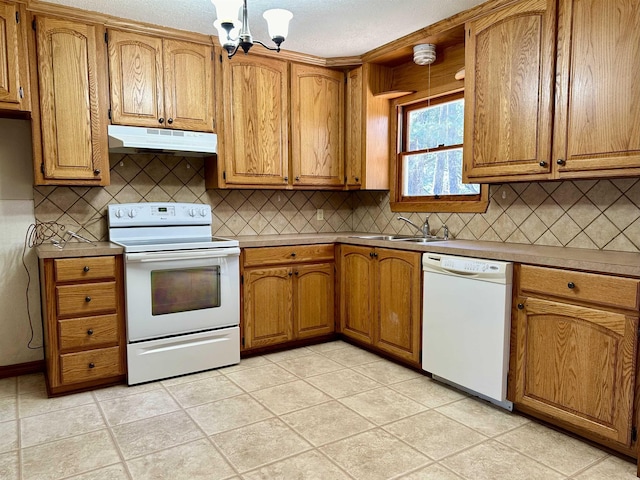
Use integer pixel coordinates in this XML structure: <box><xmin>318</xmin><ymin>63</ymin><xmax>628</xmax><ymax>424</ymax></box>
<box><xmin>42</xmin><ymin>0</ymin><xmax>486</xmax><ymax>58</ymax></box>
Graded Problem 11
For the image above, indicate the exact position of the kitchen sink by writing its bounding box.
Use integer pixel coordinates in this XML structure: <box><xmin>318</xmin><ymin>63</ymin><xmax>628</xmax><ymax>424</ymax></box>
<box><xmin>351</xmin><ymin>234</ymin><xmax>448</xmax><ymax>243</ymax></box>
<box><xmin>391</xmin><ymin>237</ymin><xmax>447</xmax><ymax>243</ymax></box>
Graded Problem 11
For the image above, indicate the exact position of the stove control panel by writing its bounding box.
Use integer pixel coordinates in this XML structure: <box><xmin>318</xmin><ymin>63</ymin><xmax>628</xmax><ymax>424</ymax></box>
<box><xmin>108</xmin><ymin>203</ymin><xmax>212</xmax><ymax>227</ymax></box>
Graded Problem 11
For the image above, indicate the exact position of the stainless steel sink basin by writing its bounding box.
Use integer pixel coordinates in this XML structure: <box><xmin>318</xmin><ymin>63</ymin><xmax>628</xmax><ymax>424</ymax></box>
<box><xmin>391</xmin><ymin>237</ymin><xmax>446</xmax><ymax>243</ymax></box>
<box><xmin>350</xmin><ymin>234</ymin><xmax>416</xmax><ymax>240</ymax></box>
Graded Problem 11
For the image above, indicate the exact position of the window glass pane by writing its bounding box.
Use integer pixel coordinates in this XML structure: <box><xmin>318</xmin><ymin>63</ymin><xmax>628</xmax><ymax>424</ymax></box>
<box><xmin>402</xmin><ymin>148</ymin><xmax>480</xmax><ymax>196</ymax></box>
<box><xmin>151</xmin><ymin>266</ymin><xmax>221</xmax><ymax>315</ymax></box>
<box><xmin>407</xmin><ymin>98</ymin><xmax>464</xmax><ymax>151</ymax></box>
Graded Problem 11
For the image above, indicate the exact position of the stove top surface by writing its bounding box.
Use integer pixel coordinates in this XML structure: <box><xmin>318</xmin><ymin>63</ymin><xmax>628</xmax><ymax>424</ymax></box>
<box><xmin>113</xmin><ymin>236</ymin><xmax>239</xmax><ymax>253</ymax></box>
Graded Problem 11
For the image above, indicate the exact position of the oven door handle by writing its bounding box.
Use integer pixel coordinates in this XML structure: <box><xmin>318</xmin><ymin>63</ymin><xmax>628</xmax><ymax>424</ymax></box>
<box><xmin>126</xmin><ymin>247</ymin><xmax>240</xmax><ymax>263</ymax></box>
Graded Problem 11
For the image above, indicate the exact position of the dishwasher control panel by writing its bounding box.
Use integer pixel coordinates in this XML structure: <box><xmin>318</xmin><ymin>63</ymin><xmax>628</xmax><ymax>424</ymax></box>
<box><xmin>423</xmin><ymin>254</ymin><xmax>513</xmax><ymax>284</ymax></box>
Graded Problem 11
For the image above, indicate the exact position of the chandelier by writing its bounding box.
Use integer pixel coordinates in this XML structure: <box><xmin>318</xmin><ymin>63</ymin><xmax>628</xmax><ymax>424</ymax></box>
<box><xmin>212</xmin><ymin>0</ymin><xmax>293</xmax><ymax>59</ymax></box>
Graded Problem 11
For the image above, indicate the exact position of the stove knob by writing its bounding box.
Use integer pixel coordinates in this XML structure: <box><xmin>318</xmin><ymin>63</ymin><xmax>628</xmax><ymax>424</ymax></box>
<box><xmin>199</xmin><ymin>208</ymin><xmax>208</xmax><ymax>217</ymax></box>
<box><xmin>189</xmin><ymin>208</ymin><xmax>197</xmax><ymax>217</ymax></box>
<box><xmin>115</xmin><ymin>209</ymin><xmax>124</xmax><ymax>218</ymax></box>
<box><xmin>128</xmin><ymin>209</ymin><xmax>137</xmax><ymax>218</ymax></box>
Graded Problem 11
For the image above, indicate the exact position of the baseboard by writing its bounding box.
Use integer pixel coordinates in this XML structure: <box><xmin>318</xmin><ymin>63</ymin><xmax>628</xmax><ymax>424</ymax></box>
<box><xmin>0</xmin><ymin>360</ymin><xmax>45</xmax><ymax>379</ymax></box>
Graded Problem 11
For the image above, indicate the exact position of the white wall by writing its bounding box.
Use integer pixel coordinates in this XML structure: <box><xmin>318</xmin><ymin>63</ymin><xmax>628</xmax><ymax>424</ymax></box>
<box><xmin>0</xmin><ymin>119</ymin><xmax>43</xmax><ymax>366</ymax></box>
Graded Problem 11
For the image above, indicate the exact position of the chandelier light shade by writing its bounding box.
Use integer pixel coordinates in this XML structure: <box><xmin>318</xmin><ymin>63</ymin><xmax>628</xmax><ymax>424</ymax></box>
<box><xmin>212</xmin><ymin>0</ymin><xmax>293</xmax><ymax>59</ymax></box>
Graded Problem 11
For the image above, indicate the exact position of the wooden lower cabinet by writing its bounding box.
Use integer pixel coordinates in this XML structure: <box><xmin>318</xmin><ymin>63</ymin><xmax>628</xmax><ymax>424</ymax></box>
<box><xmin>40</xmin><ymin>255</ymin><xmax>126</xmax><ymax>396</ymax></box>
<box><xmin>242</xmin><ymin>245</ymin><xmax>335</xmax><ymax>350</ymax></box>
<box><xmin>339</xmin><ymin>245</ymin><xmax>421</xmax><ymax>364</ymax></box>
<box><xmin>512</xmin><ymin>264</ymin><xmax>640</xmax><ymax>451</ymax></box>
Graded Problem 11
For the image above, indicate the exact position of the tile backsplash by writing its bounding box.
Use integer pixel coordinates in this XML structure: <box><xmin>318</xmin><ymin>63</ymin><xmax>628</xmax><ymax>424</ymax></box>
<box><xmin>33</xmin><ymin>153</ymin><xmax>640</xmax><ymax>253</ymax></box>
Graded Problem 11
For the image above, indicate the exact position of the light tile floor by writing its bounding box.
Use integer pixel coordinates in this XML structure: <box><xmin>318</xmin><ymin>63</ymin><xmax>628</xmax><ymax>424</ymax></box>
<box><xmin>0</xmin><ymin>340</ymin><xmax>637</xmax><ymax>479</ymax></box>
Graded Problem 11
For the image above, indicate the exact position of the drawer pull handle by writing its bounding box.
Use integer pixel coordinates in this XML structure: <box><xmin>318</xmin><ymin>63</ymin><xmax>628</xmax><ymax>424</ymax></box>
<box><xmin>517</xmin><ymin>303</ymin><xmax>524</xmax><ymax>310</ymax></box>
<box><xmin>85</xmin><ymin>296</ymin><xmax>92</xmax><ymax>302</ymax></box>
<box><xmin>291</xmin><ymin>252</ymin><xmax>296</xmax><ymax>257</ymax></box>
<box><xmin>88</xmin><ymin>362</ymin><xmax>95</xmax><ymax>369</ymax></box>
<box><xmin>567</xmin><ymin>282</ymin><xmax>575</xmax><ymax>289</ymax></box>
<box><xmin>83</xmin><ymin>266</ymin><xmax>90</xmax><ymax>272</ymax></box>
<box><xmin>87</xmin><ymin>329</ymin><xmax>94</xmax><ymax>336</ymax></box>
<box><xmin>355</xmin><ymin>177</ymin><xmax>359</xmax><ymax>182</ymax></box>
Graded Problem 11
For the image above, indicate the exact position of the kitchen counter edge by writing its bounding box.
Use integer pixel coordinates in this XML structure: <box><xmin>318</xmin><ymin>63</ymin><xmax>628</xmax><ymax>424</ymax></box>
<box><xmin>36</xmin><ymin>242</ymin><xmax>124</xmax><ymax>259</ymax></box>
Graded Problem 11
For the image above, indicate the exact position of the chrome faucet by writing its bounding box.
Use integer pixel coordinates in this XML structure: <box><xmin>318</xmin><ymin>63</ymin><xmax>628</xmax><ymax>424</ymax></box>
<box><xmin>397</xmin><ymin>216</ymin><xmax>430</xmax><ymax>238</ymax></box>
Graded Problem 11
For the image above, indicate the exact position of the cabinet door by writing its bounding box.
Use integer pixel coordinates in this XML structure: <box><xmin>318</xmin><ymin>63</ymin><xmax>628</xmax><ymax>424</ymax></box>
<box><xmin>553</xmin><ymin>0</ymin><xmax>640</xmax><ymax>176</ymax></box>
<box><xmin>0</xmin><ymin>1</ymin><xmax>28</xmax><ymax>110</ymax></box>
<box><xmin>222</xmin><ymin>55</ymin><xmax>289</xmax><ymax>186</ymax></box>
<box><xmin>375</xmin><ymin>249</ymin><xmax>421</xmax><ymax>364</ymax></box>
<box><xmin>339</xmin><ymin>245</ymin><xmax>374</xmax><ymax>344</ymax></box>
<box><xmin>345</xmin><ymin>67</ymin><xmax>363</xmax><ymax>187</ymax></box>
<box><xmin>291</xmin><ymin>63</ymin><xmax>344</xmax><ymax>187</ymax></box>
<box><xmin>243</xmin><ymin>267</ymin><xmax>293</xmax><ymax>348</ymax></box>
<box><xmin>514</xmin><ymin>297</ymin><xmax>638</xmax><ymax>445</ymax></box>
<box><xmin>294</xmin><ymin>263</ymin><xmax>335</xmax><ymax>339</ymax></box>
<box><xmin>35</xmin><ymin>17</ymin><xmax>109</xmax><ymax>184</ymax></box>
<box><xmin>163</xmin><ymin>39</ymin><xmax>214</xmax><ymax>132</ymax></box>
<box><xmin>107</xmin><ymin>30</ymin><xmax>164</xmax><ymax>128</ymax></box>
<box><xmin>463</xmin><ymin>0</ymin><xmax>556</xmax><ymax>182</ymax></box>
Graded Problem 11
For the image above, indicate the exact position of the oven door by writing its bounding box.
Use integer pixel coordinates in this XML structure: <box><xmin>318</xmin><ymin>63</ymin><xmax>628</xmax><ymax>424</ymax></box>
<box><xmin>124</xmin><ymin>247</ymin><xmax>240</xmax><ymax>342</ymax></box>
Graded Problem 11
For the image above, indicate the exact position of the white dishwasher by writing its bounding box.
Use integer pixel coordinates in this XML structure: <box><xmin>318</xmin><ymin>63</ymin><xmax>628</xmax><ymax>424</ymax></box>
<box><xmin>422</xmin><ymin>253</ymin><xmax>513</xmax><ymax>410</ymax></box>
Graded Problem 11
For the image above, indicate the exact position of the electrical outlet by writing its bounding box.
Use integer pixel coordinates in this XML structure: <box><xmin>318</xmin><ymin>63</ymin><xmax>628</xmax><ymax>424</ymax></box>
<box><xmin>316</xmin><ymin>209</ymin><xmax>324</xmax><ymax>221</ymax></box>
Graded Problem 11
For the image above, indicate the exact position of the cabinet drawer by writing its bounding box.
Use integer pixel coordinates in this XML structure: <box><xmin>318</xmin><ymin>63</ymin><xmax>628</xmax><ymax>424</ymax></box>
<box><xmin>519</xmin><ymin>265</ymin><xmax>640</xmax><ymax>310</ymax></box>
<box><xmin>58</xmin><ymin>314</ymin><xmax>119</xmax><ymax>351</ymax></box>
<box><xmin>55</xmin><ymin>256</ymin><xmax>116</xmax><ymax>282</ymax></box>
<box><xmin>56</xmin><ymin>282</ymin><xmax>117</xmax><ymax>317</ymax></box>
<box><xmin>244</xmin><ymin>244</ymin><xmax>335</xmax><ymax>267</ymax></box>
<box><xmin>60</xmin><ymin>346</ymin><xmax>122</xmax><ymax>385</ymax></box>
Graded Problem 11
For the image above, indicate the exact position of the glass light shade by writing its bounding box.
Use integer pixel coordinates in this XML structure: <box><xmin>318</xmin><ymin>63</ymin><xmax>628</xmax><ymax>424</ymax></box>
<box><xmin>214</xmin><ymin>19</ymin><xmax>240</xmax><ymax>46</ymax></box>
<box><xmin>211</xmin><ymin>0</ymin><xmax>242</xmax><ymax>23</ymax></box>
<box><xmin>263</xmin><ymin>9</ymin><xmax>293</xmax><ymax>40</ymax></box>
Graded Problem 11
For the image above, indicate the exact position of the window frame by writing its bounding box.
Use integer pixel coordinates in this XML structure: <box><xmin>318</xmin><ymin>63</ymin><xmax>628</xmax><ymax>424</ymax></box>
<box><xmin>390</xmin><ymin>90</ymin><xmax>488</xmax><ymax>213</ymax></box>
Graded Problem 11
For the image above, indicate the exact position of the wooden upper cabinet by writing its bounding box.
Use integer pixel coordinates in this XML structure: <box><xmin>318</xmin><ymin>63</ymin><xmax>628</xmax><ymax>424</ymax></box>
<box><xmin>345</xmin><ymin>64</ymin><xmax>390</xmax><ymax>190</ymax></box>
<box><xmin>291</xmin><ymin>63</ymin><xmax>344</xmax><ymax>187</ymax></box>
<box><xmin>107</xmin><ymin>30</ymin><xmax>163</xmax><ymax>128</ymax></box>
<box><xmin>0</xmin><ymin>1</ymin><xmax>29</xmax><ymax>111</ymax></box>
<box><xmin>107</xmin><ymin>30</ymin><xmax>214</xmax><ymax>132</ymax></box>
<box><xmin>221</xmin><ymin>55</ymin><xmax>289</xmax><ymax>186</ymax></box>
<box><xmin>553</xmin><ymin>0</ymin><xmax>640</xmax><ymax>177</ymax></box>
<box><xmin>463</xmin><ymin>0</ymin><xmax>556</xmax><ymax>182</ymax></box>
<box><xmin>34</xmin><ymin>16</ymin><xmax>109</xmax><ymax>185</ymax></box>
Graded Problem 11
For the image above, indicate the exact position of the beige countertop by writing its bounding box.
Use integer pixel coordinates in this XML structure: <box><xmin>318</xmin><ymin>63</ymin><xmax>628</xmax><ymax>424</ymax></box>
<box><xmin>34</xmin><ymin>234</ymin><xmax>640</xmax><ymax>277</ymax></box>
<box><xmin>236</xmin><ymin>233</ymin><xmax>640</xmax><ymax>278</ymax></box>
<box><xmin>36</xmin><ymin>242</ymin><xmax>123</xmax><ymax>259</ymax></box>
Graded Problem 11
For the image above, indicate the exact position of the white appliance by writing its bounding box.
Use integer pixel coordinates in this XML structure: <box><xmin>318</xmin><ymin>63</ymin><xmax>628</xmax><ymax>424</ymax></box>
<box><xmin>108</xmin><ymin>202</ymin><xmax>240</xmax><ymax>385</ymax></box>
<box><xmin>422</xmin><ymin>253</ymin><xmax>513</xmax><ymax>410</ymax></box>
<box><xmin>107</xmin><ymin>125</ymin><xmax>217</xmax><ymax>156</ymax></box>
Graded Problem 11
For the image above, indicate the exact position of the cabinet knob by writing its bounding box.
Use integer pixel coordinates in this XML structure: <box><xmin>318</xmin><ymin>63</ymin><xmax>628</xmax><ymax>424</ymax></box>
<box><xmin>87</xmin><ymin>329</ymin><xmax>93</xmax><ymax>336</ymax></box>
<box><xmin>369</xmin><ymin>251</ymin><xmax>374</xmax><ymax>257</ymax></box>
<box><xmin>85</xmin><ymin>296</ymin><xmax>92</xmax><ymax>302</ymax></box>
<box><xmin>167</xmin><ymin>118</ymin><xmax>174</xmax><ymax>124</ymax></box>
<box><xmin>294</xmin><ymin>271</ymin><xmax>299</xmax><ymax>275</ymax></box>
<box><xmin>517</xmin><ymin>303</ymin><xmax>524</xmax><ymax>310</ymax></box>
<box><xmin>93</xmin><ymin>169</ymin><xmax>101</xmax><ymax>175</ymax></box>
<box><xmin>354</xmin><ymin>177</ymin><xmax>359</xmax><ymax>183</ymax></box>
<box><xmin>158</xmin><ymin>118</ymin><xmax>165</xmax><ymax>124</ymax></box>
<box><xmin>295</xmin><ymin>176</ymin><xmax>300</xmax><ymax>181</ymax></box>
<box><xmin>288</xmin><ymin>271</ymin><xmax>293</xmax><ymax>277</ymax></box>
<box><xmin>284</xmin><ymin>176</ymin><xmax>288</xmax><ymax>182</ymax></box>
<box><xmin>539</xmin><ymin>161</ymin><xmax>547</xmax><ymax>167</ymax></box>
<box><xmin>88</xmin><ymin>362</ymin><xmax>95</xmax><ymax>369</ymax></box>
<box><xmin>373</xmin><ymin>252</ymin><xmax>378</xmax><ymax>258</ymax></box>
<box><xmin>567</xmin><ymin>282</ymin><xmax>575</xmax><ymax>289</ymax></box>
<box><xmin>83</xmin><ymin>266</ymin><xmax>90</xmax><ymax>272</ymax></box>
<box><xmin>291</xmin><ymin>252</ymin><xmax>296</xmax><ymax>257</ymax></box>
<box><xmin>557</xmin><ymin>158</ymin><xmax>566</xmax><ymax>165</ymax></box>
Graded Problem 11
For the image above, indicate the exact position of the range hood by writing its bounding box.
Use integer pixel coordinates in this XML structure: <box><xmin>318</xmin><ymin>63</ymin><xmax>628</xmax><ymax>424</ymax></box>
<box><xmin>108</xmin><ymin>125</ymin><xmax>217</xmax><ymax>157</ymax></box>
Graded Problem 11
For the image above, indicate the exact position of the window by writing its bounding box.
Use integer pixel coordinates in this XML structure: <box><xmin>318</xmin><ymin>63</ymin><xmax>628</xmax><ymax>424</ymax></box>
<box><xmin>391</xmin><ymin>92</ymin><xmax>488</xmax><ymax>213</ymax></box>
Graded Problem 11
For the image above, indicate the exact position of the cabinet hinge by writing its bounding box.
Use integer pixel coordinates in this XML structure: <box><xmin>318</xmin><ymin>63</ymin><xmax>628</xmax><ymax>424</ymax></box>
<box><xmin>108</xmin><ymin>109</ymin><xmax>112</xmax><ymax>120</ymax></box>
<box><xmin>241</xmin><ymin>337</ymin><xmax>245</xmax><ymax>347</ymax></box>
<box><xmin>15</xmin><ymin>11</ymin><xmax>19</xmax><ymax>23</ymax></box>
<box><xmin>219</xmin><ymin>54</ymin><xmax>223</xmax><ymax>63</ymax></box>
<box><xmin>32</xmin><ymin>19</ymin><xmax>36</xmax><ymax>30</ymax></box>
<box><xmin>223</xmin><ymin>171</ymin><xmax>226</xmax><ymax>180</ymax></box>
<box><xmin>40</xmin><ymin>162</ymin><xmax>44</xmax><ymax>174</ymax></box>
<box><xmin>633</xmin><ymin>426</ymin><xmax>637</xmax><ymax>442</ymax></box>
<box><xmin>19</xmin><ymin>86</ymin><xmax>23</xmax><ymax>99</ymax></box>
<box><xmin>104</xmin><ymin>31</ymin><xmax>108</xmax><ymax>43</ymax></box>
<box><xmin>240</xmin><ymin>274</ymin><xmax>244</xmax><ymax>284</ymax></box>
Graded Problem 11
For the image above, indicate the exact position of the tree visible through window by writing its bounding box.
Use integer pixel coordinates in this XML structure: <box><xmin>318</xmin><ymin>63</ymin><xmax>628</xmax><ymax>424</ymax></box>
<box><xmin>391</xmin><ymin>91</ymin><xmax>488</xmax><ymax>213</ymax></box>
